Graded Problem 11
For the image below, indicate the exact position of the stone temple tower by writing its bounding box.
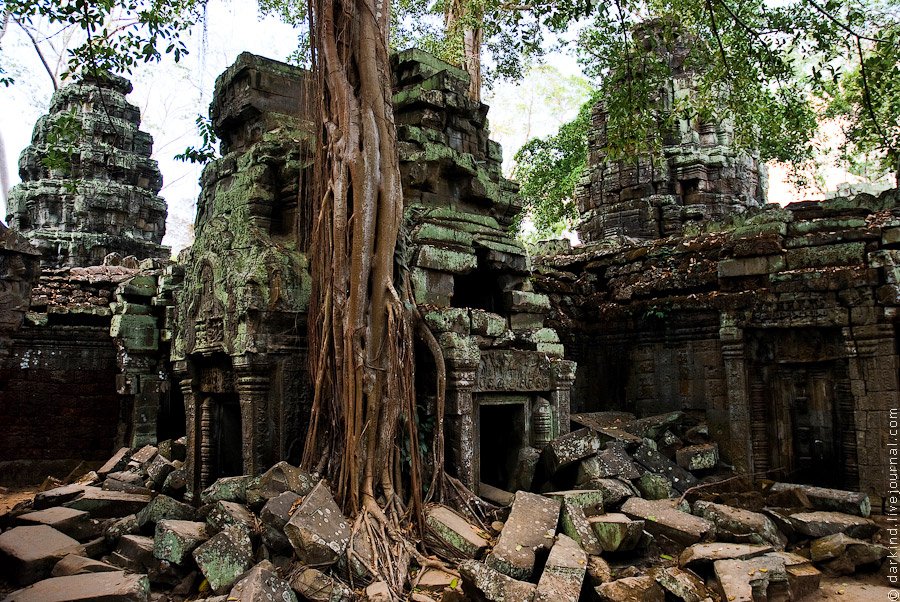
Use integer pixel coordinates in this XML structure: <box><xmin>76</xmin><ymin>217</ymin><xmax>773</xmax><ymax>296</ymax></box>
<box><xmin>6</xmin><ymin>74</ymin><xmax>168</xmax><ymax>267</ymax></box>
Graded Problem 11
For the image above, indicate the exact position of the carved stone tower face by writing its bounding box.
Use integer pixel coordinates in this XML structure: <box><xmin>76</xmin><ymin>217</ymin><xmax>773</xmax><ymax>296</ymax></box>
<box><xmin>576</xmin><ymin>20</ymin><xmax>766</xmax><ymax>242</ymax></box>
<box><xmin>6</xmin><ymin>74</ymin><xmax>168</xmax><ymax>267</ymax></box>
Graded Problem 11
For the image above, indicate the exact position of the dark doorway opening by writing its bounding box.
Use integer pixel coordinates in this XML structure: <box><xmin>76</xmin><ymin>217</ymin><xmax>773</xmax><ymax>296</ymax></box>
<box><xmin>213</xmin><ymin>394</ymin><xmax>243</xmax><ymax>479</ymax></box>
<box><xmin>451</xmin><ymin>260</ymin><xmax>503</xmax><ymax>313</ymax></box>
<box><xmin>478</xmin><ymin>400</ymin><xmax>527</xmax><ymax>491</ymax></box>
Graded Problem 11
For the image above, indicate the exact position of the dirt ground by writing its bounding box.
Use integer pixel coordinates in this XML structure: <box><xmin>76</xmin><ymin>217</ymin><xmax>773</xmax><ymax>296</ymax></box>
<box><xmin>0</xmin><ymin>487</ymin><xmax>37</xmax><ymax>514</ymax></box>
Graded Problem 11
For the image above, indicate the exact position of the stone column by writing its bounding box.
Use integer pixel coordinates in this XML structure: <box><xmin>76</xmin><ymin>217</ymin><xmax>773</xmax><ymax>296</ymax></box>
<box><xmin>549</xmin><ymin>359</ymin><xmax>576</xmax><ymax>438</ymax></box>
<box><xmin>234</xmin><ymin>357</ymin><xmax>271</xmax><ymax>477</ymax></box>
<box><xmin>720</xmin><ymin>313</ymin><xmax>753</xmax><ymax>474</ymax></box>
<box><xmin>199</xmin><ymin>396</ymin><xmax>213</xmax><ymax>490</ymax></box>
<box><xmin>445</xmin><ymin>357</ymin><xmax>479</xmax><ymax>490</ymax></box>
<box><xmin>177</xmin><ymin>372</ymin><xmax>201</xmax><ymax>501</ymax></box>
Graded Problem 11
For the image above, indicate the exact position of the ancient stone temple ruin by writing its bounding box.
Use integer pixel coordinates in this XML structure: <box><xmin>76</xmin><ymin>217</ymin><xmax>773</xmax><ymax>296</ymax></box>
<box><xmin>6</xmin><ymin>74</ymin><xmax>168</xmax><ymax>267</ymax></box>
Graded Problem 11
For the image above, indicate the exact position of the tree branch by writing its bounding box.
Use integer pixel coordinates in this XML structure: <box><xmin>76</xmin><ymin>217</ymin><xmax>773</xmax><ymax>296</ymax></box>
<box><xmin>12</xmin><ymin>16</ymin><xmax>57</xmax><ymax>90</ymax></box>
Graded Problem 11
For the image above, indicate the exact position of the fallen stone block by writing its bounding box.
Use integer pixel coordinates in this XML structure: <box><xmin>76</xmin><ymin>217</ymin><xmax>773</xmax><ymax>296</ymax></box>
<box><xmin>33</xmin><ymin>484</ymin><xmax>86</xmax><ymax>510</ymax></box>
<box><xmin>0</xmin><ymin>571</ymin><xmax>150</xmax><ymax>602</ymax></box>
<box><xmin>289</xmin><ymin>567</ymin><xmax>353</xmax><ymax>602</ymax></box>
<box><xmin>64</xmin><ymin>487</ymin><xmax>151</xmax><ymax>518</ymax></box>
<box><xmin>622</xmin><ymin>411</ymin><xmax>684</xmax><ymax>440</ymax></box>
<box><xmin>192</xmin><ymin>527</ymin><xmax>254</xmax><ymax>594</ymax></box>
<box><xmin>631</xmin><ymin>445</ymin><xmax>697</xmax><ymax>493</ymax></box>
<box><xmin>200</xmin><ymin>475</ymin><xmax>252</xmax><ymax>505</ymax></box>
<box><xmin>365</xmin><ymin>581</ymin><xmax>391</xmax><ymax>601</ymax></box>
<box><xmin>589</xmin><ymin>513</ymin><xmax>644</xmax><ymax>552</ymax></box>
<box><xmin>246</xmin><ymin>461</ymin><xmax>316</xmax><ymax>505</ymax></box>
<box><xmin>713</xmin><ymin>555</ymin><xmax>789</xmax><ymax>602</ymax></box>
<box><xmin>675</xmin><ymin>443</ymin><xmax>718</xmax><ymax>472</ymax></box>
<box><xmin>621</xmin><ymin>498</ymin><xmax>714</xmax><ymax>546</ymax></box>
<box><xmin>486</xmin><ymin>491</ymin><xmax>560</xmax><ymax>580</ymax></box>
<box><xmin>545</xmin><ymin>489</ymin><xmax>604</xmax><ymax>514</ymax></box>
<box><xmin>153</xmin><ymin>520</ymin><xmax>210</xmax><ymax>564</ymax></box>
<box><xmin>162</xmin><ymin>468</ymin><xmax>187</xmax><ymax>498</ymax></box>
<box><xmin>425</xmin><ymin>504</ymin><xmax>491</xmax><ymax>559</ymax></box>
<box><xmin>145</xmin><ymin>455</ymin><xmax>175</xmax><ymax>489</ymax></box>
<box><xmin>135</xmin><ymin>494</ymin><xmax>195</xmax><ymax>528</ymax></box>
<box><xmin>543</xmin><ymin>428</ymin><xmax>603</xmax><ymax>473</ymax></box>
<box><xmin>16</xmin><ymin>507</ymin><xmax>97</xmax><ymax>541</ymax></box>
<box><xmin>692</xmin><ymin>500</ymin><xmax>785</xmax><ymax>548</ymax></box>
<box><xmin>765</xmin><ymin>551</ymin><xmax>821</xmax><ymax>599</ymax></box>
<box><xmin>557</xmin><ymin>498</ymin><xmax>603</xmax><ymax>555</ymax></box>
<box><xmin>411</xmin><ymin>567</ymin><xmax>463</xmax><ymax>599</ymax></box>
<box><xmin>653</xmin><ymin>566</ymin><xmax>710</xmax><ymax>602</ymax></box>
<box><xmin>284</xmin><ymin>480</ymin><xmax>351</xmax><ymax>567</ymax></box>
<box><xmin>769</xmin><ymin>483</ymin><xmax>870</xmax><ymax>517</ymax></box>
<box><xmin>109</xmin><ymin>534</ymin><xmax>155</xmax><ymax>572</ymax></box>
<box><xmin>129</xmin><ymin>444</ymin><xmax>158</xmax><ymax>467</ymax></box>
<box><xmin>104</xmin><ymin>514</ymin><xmax>139</xmax><ymax>543</ymax></box>
<box><xmin>206</xmin><ymin>500</ymin><xmax>256</xmax><ymax>533</ymax></box>
<box><xmin>260</xmin><ymin>491</ymin><xmax>300</xmax><ymax>553</ymax></box>
<box><xmin>595</xmin><ymin>576</ymin><xmax>664</xmax><ymax>602</ymax></box>
<box><xmin>788</xmin><ymin>511</ymin><xmax>878</xmax><ymax>539</ymax></box>
<box><xmin>578</xmin><ymin>478</ymin><xmax>637</xmax><ymax>510</ymax></box>
<box><xmin>459</xmin><ymin>559</ymin><xmax>537</xmax><ymax>602</ymax></box>
<box><xmin>102</xmin><ymin>475</ymin><xmax>152</xmax><ymax>496</ymax></box>
<box><xmin>765</xmin><ymin>486</ymin><xmax>813</xmax><ymax>510</ymax></box>
<box><xmin>51</xmin><ymin>554</ymin><xmax>119</xmax><ymax>577</ymax></box>
<box><xmin>97</xmin><ymin>447</ymin><xmax>132</xmax><ymax>478</ymax></box>
<box><xmin>479</xmin><ymin>482</ymin><xmax>516</xmax><ymax>506</ymax></box>
<box><xmin>586</xmin><ymin>555</ymin><xmax>612</xmax><ymax>586</ymax></box>
<box><xmin>228</xmin><ymin>563</ymin><xmax>298</xmax><ymax>602</ymax></box>
<box><xmin>810</xmin><ymin>532</ymin><xmax>888</xmax><ymax>575</ymax></box>
<box><xmin>533</xmin><ymin>534</ymin><xmax>586</xmax><ymax>602</ymax></box>
<box><xmin>678</xmin><ymin>541</ymin><xmax>773</xmax><ymax>571</ymax></box>
<box><xmin>0</xmin><ymin>525</ymin><xmax>83</xmax><ymax>585</ymax></box>
<box><xmin>634</xmin><ymin>473</ymin><xmax>674</xmax><ymax>500</ymax></box>
<box><xmin>509</xmin><ymin>446</ymin><xmax>541</xmax><ymax>492</ymax></box>
<box><xmin>577</xmin><ymin>442</ymin><xmax>642</xmax><ymax>482</ymax></box>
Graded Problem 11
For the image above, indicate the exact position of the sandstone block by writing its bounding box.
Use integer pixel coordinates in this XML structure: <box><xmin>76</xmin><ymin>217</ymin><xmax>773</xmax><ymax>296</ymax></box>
<box><xmin>228</xmin><ymin>563</ymin><xmax>297</xmax><ymax>602</ymax></box>
<box><xmin>632</xmin><ymin>445</ymin><xmax>697</xmax><ymax>493</ymax></box>
<box><xmin>678</xmin><ymin>542</ymin><xmax>773</xmax><ymax>570</ymax></box>
<box><xmin>459</xmin><ymin>559</ymin><xmax>537</xmax><ymax>602</ymax></box>
<box><xmin>51</xmin><ymin>554</ymin><xmax>119</xmax><ymax>577</ymax></box>
<box><xmin>595</xmin><ymin>576</ymin><xmax>664</xmax><ymax>602</ymax></box>
<box><xmin>788</xmin><ymin>511</ymin><xmax>877</xmax><ymax>539</ymax></box>
<box><xmin>768</xmin><ymin>483</ymin><xmax>870</xmax><ymax>517</ymax></box>
<box><xmin>653</xmin><ymin>566</ymin><xmax>709</xmax><ymax>602</ymax></box>
<box><xmin>0</xmin><ymin>525</ymin><xmax>83</xmax><ymax>585</ymax></box>
<box><xmin>675</xmin><ymin>443</ymin><xmax>719</xmax><ymax>471</ymax></box>
<box><xmin>425</xmin><ymin>504</ymin><xmax>491</xmax><ymax>559</ymax></box>
<box><xmin>153</xmin><ymin>520</ymin><xmax>210</xmax><ymax>564</ymax></box>
<box><xmin>692</xmin><ymin>500</ymin><xmax>785</xmax><ymax>548</ymax></box>
<box><xmin>192</xmin><ymin>528</ymin><xmax>254</xmax><ymax>594</ymax></box>
<box><xmin>486</xmin><ymin>491</ymin><xmax>560</xmax><ymax>580</ymax></box>
<box><xmin>284</xmin><ymin>480</ymin><xmax>351</xmax><ymax>567</ymax></box>
<box><xmin>544</xmin><ymin>428</ymin><xmax>603</xmax><ymax>473</ymax></box>
<box><xmin>135</xmin><ymin>494</ymin><xmax>195</xmax><ymax>528</ymax></box>
<box><xmin>289</xmin><ymin>567</ymin><xmax>353</xmax><ymax>602</ymax></box>
<box><xmin>64</xmin><ymin>487</ymin><xmax>151</xmax><ymax>518</ymax></box>
<box><xmin>534</xmin><ymin>534</ymin><xmax>586</xmax><ymax>602</ymax></box>
<box><xmin>0</xmin><ymin>571</ymin><xmax>149</xmax><ymax>602</ymax></box>
<box><xmin>621</xmin><ymin>498</ymin><xmax>714</xmax><ymax>546</ymax></box>
<box><xmin>589</xmin><ymin>513</ymin><xmax>644</xmax><ymax>552</ymax></box>
<box><xmin>17</xmin><ymin>507</ymin><xmax>96</xmax><ymax>541</ymax></box>
<box><xmin>260</xmin><ymin>491</ymin><xmax>300</xmax><ymax>553</ymax></box>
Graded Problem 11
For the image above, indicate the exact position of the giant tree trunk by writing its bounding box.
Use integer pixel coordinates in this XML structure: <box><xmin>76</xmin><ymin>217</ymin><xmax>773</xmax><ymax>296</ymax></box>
<box><xmin>303</xmin><ymin>0</ymin><xmax>416</xmax><ymax>517</ymax></box>
<box><xmin>445</xmin><ymin>0</ymin><xmax>482</xmax><ymax>102</ymax></box>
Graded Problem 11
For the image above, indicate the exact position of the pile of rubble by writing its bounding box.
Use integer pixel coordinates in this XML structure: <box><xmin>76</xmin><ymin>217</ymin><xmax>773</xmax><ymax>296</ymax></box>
<box><xmin>0</xmin><ymin>417</ymin><xmax>889</xmax><ymax>601</ymax></box>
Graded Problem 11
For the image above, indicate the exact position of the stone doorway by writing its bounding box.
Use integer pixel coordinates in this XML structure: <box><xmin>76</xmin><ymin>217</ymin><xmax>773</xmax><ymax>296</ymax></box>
<box><xmin>475</xmin><ymin>394</ymin><xmax>530</xmax><ymax>491</ymax></box>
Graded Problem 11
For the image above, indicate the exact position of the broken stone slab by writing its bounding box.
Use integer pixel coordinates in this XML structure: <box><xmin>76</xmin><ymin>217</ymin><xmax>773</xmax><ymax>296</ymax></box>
<box><xmin>206</xmin><ymin>500</ymin><xmax>256</xmax><ymax>533</ymax></box>
<box><xmin>509</xmin><ymin>446</ymin><xmax>540</xmax><ymax>492</ymax></box>
<box><xmin>769</xmin><ymin>483</ymin><xmax>871</xmax><ymax>517</ymax></box>
<box><xmin>545</xmin><ymin>489</ymin><xmax>604</xmax><ymax>515</ymax></box>
<box><xmin>289</xmin><ymin>567</ymin><xmax>353</xmax><ymax>602</ymax></box>
<box><xmin>104</xmin><ymin>514</ymin><xmax>139</xmax><ymax>543</ymax></box>
<box><xmin>246</xmin><ymin>461</ymin><xmax>316</xmax><ymax>506</ymax></box>
<box><xmin>765</xmin><ymin>551</ymin><xmax>821</xmax><ymax>599</ymax></box>
<box><xmin>365</xmin><ymin>581</ymin><xmax>391</xmax><ymax>601</ymax></box>
<box><xmin>228</xmin><ymin>563</ymin><xmax>298</xmax><ymax>602</ymax></box>
<box><xmin>713</xmin><ymin>555</ymin><xmax>789</xmax><ymax>602</ymax></box>
<box><xmin>595</xmin><ymin>576</ymin><xmax>664</xmax><ymax>602</ymax></box>
<box><xmin>586</xmin><ymin>555</ymin><xmax>612</xmax><ymax>587</ymax></box>
<box><xmin>0</xmin><ymin>525</ymin><xmax>83</xmax><ymax>585</ymax></box>
<box><xmin>97</xmin><ymin>447</ymin><xmax>132</xmax><ymax>477</ymax></box>
<box><xmin>578</xmin><ymin>478</ymin><xmax>638</xmax><ymax>510</ymax></box>
<box><xmin>33</xmin><ymin>484</ymin><xmax>86</xmax><ymax>510</ymax></box>
<box><xmin>631</xmin><ymin>444</ymin><xmax>697</xmax><ymax>493</ymax></box>
<box><xmin>128</xmin><ymin>444</ymin><xmax>158</xmax><ymax>468</ymax></box>
<box><xmin>0</xmin><ymin>571</ymin><xmax>150</xmax><ymax>602</ymax></box>
<box><xmin>412</xmin><ymin>568</ymin><xmax>463</xmax><ymax>599</ymax></box>
<box><xmin>200</xmin><ymin>476</ymin><xmax>252</xmax><ymax>505</ymax></box>
<box><xmin>543</xmin><ymin>428</ymin><xmax>603</xmax><ymax>473</ymax></box>
<box><xmin>284</xmin><ymin>480</ymin><xmax>351</xmax><ymax>567</ymax></box>
<box><xmin>135</xmin><ymin>494</ymin><xmax>195</xmax><ymax>528</ymax></box>
<box><xmin>533</xmin><ymin>534</ymin><xmax>586</xmax><ymax>602</ymax></box>
<box><xmin>109</xmin><ymin>534</ymin><xmax>154</xmax><ymax>573</ymax></box>
<box><xmin>678</xmin><ymin>542</ymin><xmax>774</xmax><ymax>571</ymax></box>
<box><xmin>145</xmin><ymin>455</ymin><xmax>175</xmax><ymax>489</ymax></box>
<box><xmin>621</xmin><ymin>497</ymin><xmax>714</xmax><ymax>546</ymax></box>
<box><xmin>459</xmin><ymin>559</ymin><xmax>537</xmax><ymax>602</ymax></box>
<box><xmin>692</xmin><ymin>500</ymin><xmax>785</xmax><ymax>548</ymax></box>
<box><xmin>479</xmin><ymin>482</ymin><xmax>516</xmax><ymax>506</ymax></box>
<box><xmin>102</xmin><ymin>475</ymin><xmax>153</xmax><ymax>496</ymax></box>
<box><xmin>809</xmin><ymin>532</ymin><xmax>888</xmax><ymax>575</ymax></box>
<box><xmin>425</xmin><ymin>504</ymin><xmax>492</xmax><ymax>559</ymax></box>
<box><xmin>153</xmin><ymin>520</ymin><xmax>210</xmax><ymax>565</ymax></box>
<box><xmin>675</xmin><ymin>443</ymin><xmax>719</xmax><ymax>472</ymax></box>
<box><xmin>577</xmin><ymin>441</ymin><xmax>642</xmax><ymax>482</ymax></box>
<box><xmin>51</xmin><ymin>554</ymin><xmax>119</xmax><ymax>577</ymax></box>
<box><xmin>162</xmin><ymin>468</ymin><xmax>187</xmax><ymax>498</ymax></box>
<box><xmin>260</xmin><ymin>491</ymin><xmax>300</xmax><ymax>553</ymax></box>
<box><xmin>64</xmin><ymin>487</ymin><xmax>151</xmax><ymax>518</ymax></box>
<box><xmin>192</xmin><ymin>526</ymin><xmax>254</xmax><ymax>594</ymax></box>
<box><xmin>788</xmin><ymin>511</ymin><xmax>878</xmax><ymax>539</ymax></box>
<box><xmin>557</xmin><ymin>497</ymin><xmax>603</xmax><ymax>555</ymax></box>
<box><xmin>621</xmin><ymin>411</ymin><xmax>684</xmax><ymax>440</ymax></box>
<box><xmin>16</xmin><ymin>507</ymin><xmax>97</xmax><ymax>541</ymax></box>
<box><xmin>634</xmin><ymin>473</ymin><xmax>674</xmax><ymax>500</ymax></box>
<box><xmin>589</xmin><ymin>513</ymin><xmax>644</xmax><ymax>552</ymax></box>
<box><xmin>653</xmin><ymin>566</ymin><xmax>710</xmax><ymax>602</ymax></box>
<box><xmin>485</xmin><ymin>491</ymin><xmax>561</xmax><ymax>580</ymax></box>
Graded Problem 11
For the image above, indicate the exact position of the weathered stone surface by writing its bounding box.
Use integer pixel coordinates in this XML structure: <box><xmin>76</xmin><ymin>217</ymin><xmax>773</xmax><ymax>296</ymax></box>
<box><xmin>0</xmin><ymin>571</ymin><xmax>150</xmax><ymax>602</ymax></box>
<box><xmin>109</xmin><ymin>534</ymin><xmax>155</xmax><ymax>573</ymax></box>
<box><xmin>634</xmin><ymin>473</ymin><xmax>674</xmax><ymax>500</ymax></box>
<box><xmin>228</xmin><ymin>563</ymin><xmax>298</xmax><ymax>602</ymax></box>
<box><xmin>788</xmin><ymin>511</ymin><xmax>877</xmax><ymax>539</ymax></box>
<box><xmin>586</xmin><ymin>555</ymin><xmax>612</xmax><ymax>586</ymax></box>
<box><xmin>33</xmin><ymin>484</ymin><xmax>86</xmax><ymax>509</ymax></box>
<box><xmin>51</xmin><ymin>554</ymin><xmax>119</xmax><ymax>577</ymax></box>
<box><xmin>0</xmin><ymin>525</ymin><xmax>82</xmax><ymax>585</ymax></box>
<box><xmin>809</xmin><ymin>532</ymin><xmax>888</xmax><ymax>574</ymax></box>
<box><xmin>146</xmin><ymin>454</ymin><xmax>175</xmax><ymax>489</ymax></box>
<box><xmin>579</xmin><ymin>478</ymin><xmax>637</xmax><ymax>510</ymax></box>
<box><xmin>766</xmin><ymin>551</ymin><xmax>821</xmax><ymax>598</ymax></box>
<box><xmin>533</xmin><ymin>534</ymin><xmax>586</xmax><ymax>602</ymax></box>
<box><xmin>631</xmin><ymin>445</ymin><xmax>697</xmax><ymax>493</ymax></box>
<box><xmin>768</xmin><ymin>483</ymin><xmax>871</xmax><ymax>517</ymax></box>
<box><xmin>544</xmin><ymin>428</ymin><xmax>602</xmax><ymax>473</ymax></box>
<box><xmin>130</xmin><ymin>444</ymin><xmax>159</xmax><ymax>467</ymax></box>
<box><xmin>595</xmin><ymin>576</ymin><xmax>665</xmax><ymax>602</ymax></box>
<box><xmin>459</xmin><ymin>559</ymin><xmax>537</xmax><ymax>602</ymax></box>
<box><xmin>692</xmin><ymin>500</ymin><xmax>785</xmax><ymax>548</ymax></box>
<box><xmin>153</xmin><ymin>520</ymin><xmax>210</xmax><ymax>564</ymax></box>
<box><xmin>64</xmin><ymin>487</ymin><xmax>151</xmax><ymax>518</ymax></box>
<box><xmin>425</xmin><ymin>504</ymin><xmax>491</xmax><ymax>559</ymax></box>
<box><xmin>206</xmin><ymin>500</ymin><xmax>256</xmax><ymax>533</ymax></box>
<box><xmin>284</xmin><ymin>480</ymin><xmax>351</xmax><ymax>567</ymax></box>
<box><xmin>486</xmin><ymin>491</ymin><xmax>560</xmax><ymax>580</ymax></box>
<box><xmin>674</xmin><ymin>443</ymin><xmax>718</xmax><ymax>471</ymax></box>
<box><xmin>622</xmin><ymin>412</ymin><xmax>684</xmax><ymax>440</ymax></box>
<box><xmin>135</xmin><ymin>494</ymin><xmax>195</xmax><ymax>528</ymax></box>
<box><xmin>678</xmin><ymin>542</ymin><xmax>774</xmax><ymax>570</ymax></box>
<box><xmin>200</xmin><ymin>476</ymin><xmax>251</xmax><ymax>505</ymax></box>
<box><xmin>97</xmin><ymin>448</ymin><xmax>132</xmax><ymax>477</ymax></box>
<box><xmin>713</xmin><ymin>555</ymin><xmax>789</xmax><ymax>602</ymax></box>
<box><xmin>246</xmin><ymin>461</ymin><xmax>316</xmax><ymax>504</ymax></box>
<box><xmin>364</xmin><ymin>581</ymin><xmax>391</xmax><ymax>601</ymax></box>
<box><xmin>260</xmin><ymin>491</ymin><xmax>300</xmax><ymax>553</ymax></box>
<box><xmin>653</xmin><ymin>567</ymin><xmax>709</xmax><ymax>602</ymax></box>
<box><xmin>557</xmin><ymin>498</ymin><xmax>603</xmax><ymax>555</ymax></box>
<box><xmin>16</xmin><ymin>507</ymin><xmax>96</xmax><ymax>541</ymax></box>
<box><xmin>589</xmin><ymin>513</ymin><xmax>645</xmax><ymax>552</ymax></box>
<box><xmin>621</xmin><ymin>497</ymin><xmax>714</xmax><ymax>546</ymax></box>
<box><xmin>192</xmin><ymin>527</ymin><xmax>254</xmax><ymax>594</ymax></box>
<box><xmin>289</xmin><ymin>567</ymin><xmax>353</xmax><ymax>602</ymax></box>
<box><xmin>578</xmin><ymin>442</ymin><xmax>642</xmax><ymax>482</ymax></box>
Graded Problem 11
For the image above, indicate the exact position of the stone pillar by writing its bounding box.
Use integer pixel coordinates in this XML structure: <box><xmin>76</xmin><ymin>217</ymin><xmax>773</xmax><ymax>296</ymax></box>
<box><xmin>445</xmin><ymin>357</ymin><xmax>479</xmax><ymax>489</ymax></box>
<box><xmin>550</xmin><ymin>359</ymin><xmax>577</xmax><ymax>437</ymax></box>
<box><xmin>720</xmin><ymin>314</ymin><xmax>753</xmax><ymax>474</ymax></box>
<box><xmin>177</xmin><ymin>370</ymin><xmax>200</xmax><ymax>501</ymax></box>
<box><xmin>200</xmin><ymin>396</ymin><xmax>213</xmax><ymax>490</ymax></box>
<box><xmin>234</xmin><ymin>358</ymin><xmax>271</xmax><ymax>477</ymax></box>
